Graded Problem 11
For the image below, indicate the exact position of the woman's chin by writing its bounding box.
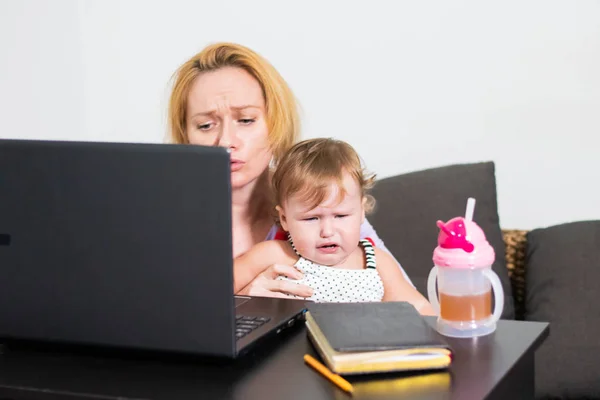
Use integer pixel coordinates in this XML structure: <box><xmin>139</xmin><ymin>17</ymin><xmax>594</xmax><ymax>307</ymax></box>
<box><xmin>230</xmin><ymin>171</ymin><xmax>256</xmax><ymax>191</ymax></box>
<box><xmin>230</xmin><ymin>165</ymin><xmax>271</xmax><ymax>192</ymax></box>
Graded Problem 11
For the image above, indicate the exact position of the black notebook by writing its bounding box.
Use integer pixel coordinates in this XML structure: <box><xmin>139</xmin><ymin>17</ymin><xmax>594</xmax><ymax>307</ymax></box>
<box><xmin>305</xmin><ymin>302</ymin><xmax>452</xmax><ymax>375</ymax></box>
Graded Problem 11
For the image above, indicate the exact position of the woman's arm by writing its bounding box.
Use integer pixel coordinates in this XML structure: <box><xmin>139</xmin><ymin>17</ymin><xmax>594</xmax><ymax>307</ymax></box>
<box><xmin>233</xmin><ymin>240</ymin><xmax>313</xmax><ymax>298</ymax></box>
<box><xmin>376</xmin><ymin>248</ymin><xmax>436</xmax><ymax>316</ymax></box>
<box><xmin>234</xmin><ymin>241</ymin><xmax>282</xmax><ymax>293</ymax></box>
<box><xmin>360</xmin><ymin>218</ymin><xmax>415</xmax><ymax>288</ymax></box>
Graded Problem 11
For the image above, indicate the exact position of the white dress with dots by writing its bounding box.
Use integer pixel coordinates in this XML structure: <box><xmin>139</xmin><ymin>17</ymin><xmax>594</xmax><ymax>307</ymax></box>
<box><xmin>277</xmin><ymin>238</ymin><xmax>385</xmax><ymax>303</ymax></box>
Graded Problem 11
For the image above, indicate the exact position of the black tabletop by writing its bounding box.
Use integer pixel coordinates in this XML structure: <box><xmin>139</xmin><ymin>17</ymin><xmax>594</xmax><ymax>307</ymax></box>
<box><xmin>0</xmin><ymin>317</ymin><xmax>549</xmax><ymax>400</ymax></box>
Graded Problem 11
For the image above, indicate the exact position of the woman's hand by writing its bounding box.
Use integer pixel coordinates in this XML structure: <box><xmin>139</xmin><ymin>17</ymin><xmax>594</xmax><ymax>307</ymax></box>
<box><xmin>237</xmin><ymin>264</ymin><xmax>313</xmax><ymax>299</ymax></box>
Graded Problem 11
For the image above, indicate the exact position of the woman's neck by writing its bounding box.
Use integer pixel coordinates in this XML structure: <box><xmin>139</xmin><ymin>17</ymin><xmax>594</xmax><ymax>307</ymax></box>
<box><xmin>231</xmin><ymin>170</ymin><xmax>271</xmax><ymax>224</ymax></box>
<box><xmin>231</xmin><ymin>170</ymin><xmax>273</xmax><ymax>257</ymax></box>
<box><xmin>231</xmin><ymin>182</ymin><xmax>257</xmax><ymax>225</ymax></box>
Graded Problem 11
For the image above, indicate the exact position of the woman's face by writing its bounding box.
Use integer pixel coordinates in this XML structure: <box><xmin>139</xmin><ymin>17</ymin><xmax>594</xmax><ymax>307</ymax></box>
<box><xmin>186</xmin><ymin>67</ymin><xmax>272</xmax><ymax>190</ymax></box>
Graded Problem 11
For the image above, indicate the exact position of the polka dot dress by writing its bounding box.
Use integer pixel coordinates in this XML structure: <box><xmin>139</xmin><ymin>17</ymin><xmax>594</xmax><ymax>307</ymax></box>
<box><xmin>277</xmin><ymin>237</ymin><xmax>385</xmax><ymax>303</ymax></box>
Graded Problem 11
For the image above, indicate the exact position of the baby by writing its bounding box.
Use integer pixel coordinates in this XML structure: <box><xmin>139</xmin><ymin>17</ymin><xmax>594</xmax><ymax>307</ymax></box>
<box><xmin>235</xmin><ymin>138</ymin><xmax>434</xmax><ymax>315</ymax></box>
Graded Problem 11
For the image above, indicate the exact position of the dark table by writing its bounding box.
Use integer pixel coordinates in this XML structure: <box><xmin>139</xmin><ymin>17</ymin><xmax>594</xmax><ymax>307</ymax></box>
<box><xmin>0</xmin><ymin>317</ymin><xmax>548</xmax><ymax>400</ymax></box>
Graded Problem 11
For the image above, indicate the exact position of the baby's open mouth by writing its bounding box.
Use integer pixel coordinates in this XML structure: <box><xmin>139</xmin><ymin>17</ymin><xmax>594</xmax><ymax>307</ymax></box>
<box><xmin>318</xmin><ymin>244</ymin><xmax>339</xmax><ymax>251</ymax></box>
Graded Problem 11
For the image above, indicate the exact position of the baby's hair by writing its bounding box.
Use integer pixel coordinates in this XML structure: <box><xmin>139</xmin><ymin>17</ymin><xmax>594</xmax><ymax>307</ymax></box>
<box><xmin>272</xmin><ymin>138</ymin><xmax>376</xmax><ymax>213</ymax></box>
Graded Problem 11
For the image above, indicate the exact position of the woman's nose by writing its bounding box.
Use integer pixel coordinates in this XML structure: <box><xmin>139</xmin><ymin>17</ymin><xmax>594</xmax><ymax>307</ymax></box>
<box><xmin>216</xmin><ymin>120</ymin><xmax>238</xmax><ymax>149</ymax></box>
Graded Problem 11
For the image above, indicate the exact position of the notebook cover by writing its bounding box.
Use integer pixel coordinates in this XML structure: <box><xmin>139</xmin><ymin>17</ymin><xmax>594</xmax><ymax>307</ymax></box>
<box><xmin>306</xmin><ymin>302</ymin><xmax>450</xmax><ymax>352</ymax></box>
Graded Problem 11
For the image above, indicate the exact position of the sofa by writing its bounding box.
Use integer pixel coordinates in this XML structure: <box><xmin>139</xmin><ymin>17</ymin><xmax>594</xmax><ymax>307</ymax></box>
<box><xmin>368</xmin><ymin>161</ymin><xmax>600</xmax><ymax>400</ymax></box>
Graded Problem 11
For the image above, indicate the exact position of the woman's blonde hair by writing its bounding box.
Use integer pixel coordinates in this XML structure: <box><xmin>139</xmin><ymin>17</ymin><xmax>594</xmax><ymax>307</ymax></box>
<box><xmin>272</xmin><ymin>138</ymin><xmax>376</xmax><ymax>213</ymax></box>
<box><xmin>168</xmin><ymin>42</ymin><xmax>300</xmax><ymax>163</ymax></box>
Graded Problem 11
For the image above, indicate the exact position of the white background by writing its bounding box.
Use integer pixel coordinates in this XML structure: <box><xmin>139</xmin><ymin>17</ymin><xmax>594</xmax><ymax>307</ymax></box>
<box><xmin>1</xmin><ymin>0</ymin><xmax>599</xmax><ymax>229</ymax></box>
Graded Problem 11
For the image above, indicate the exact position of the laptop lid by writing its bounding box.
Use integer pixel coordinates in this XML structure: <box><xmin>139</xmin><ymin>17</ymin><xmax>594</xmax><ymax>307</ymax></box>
<box><xmin>0</xmin><ymin>139</ymin><xmax>238</xmax><ymax>357</ymax></box>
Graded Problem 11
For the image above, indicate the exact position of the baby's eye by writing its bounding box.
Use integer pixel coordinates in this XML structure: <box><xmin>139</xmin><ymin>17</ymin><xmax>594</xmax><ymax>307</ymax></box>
<box><xmin>335</xmin><ymin>214</ymin><xmax>349</xmax><ymax>219</ymax></box>
<box><xmin>238</xmin><ymin>118</ymin><xmax>255</xmax><ymax>125</ymax></box>
<box><xmin>303</xmin><ymin>217</ymin><xmax>318</xmax><ymax>221</ymax></box>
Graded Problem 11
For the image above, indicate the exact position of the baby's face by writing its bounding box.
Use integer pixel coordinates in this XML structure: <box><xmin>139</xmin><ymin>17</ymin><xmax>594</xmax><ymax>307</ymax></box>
<box><xmin>278</xmin><ymin>172</ymin><xmax>365</xmax><ymax>266</ymax></box>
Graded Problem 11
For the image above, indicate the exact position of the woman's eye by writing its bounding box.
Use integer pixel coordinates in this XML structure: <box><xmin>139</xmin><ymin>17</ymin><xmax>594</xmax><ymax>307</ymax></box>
<box><xmin>197</xmin><ymin>123</ymin><xmax>213</xmax><ymax>131</ymax></box>
<box><xmin>303</xmin><ymin>217</ymin><xmax>318</xmax><ymax>221</ymax></box>
<box><xmin>238</xmin><ymin>118</ymin><xmax>255</xmax><ymax>125</ymax></box>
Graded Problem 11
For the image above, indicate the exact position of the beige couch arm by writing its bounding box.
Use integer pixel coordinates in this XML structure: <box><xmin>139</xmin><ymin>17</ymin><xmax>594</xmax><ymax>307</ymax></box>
<box><xmin>502</xmin><ymin>229</ymin><xmax>528</xmax><ymax>320</ymax></box>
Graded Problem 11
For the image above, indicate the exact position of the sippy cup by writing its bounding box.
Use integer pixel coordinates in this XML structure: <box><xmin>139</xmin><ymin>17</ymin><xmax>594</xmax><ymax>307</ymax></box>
<box><xmin>427</xmin><ymin>198</ymin><xmax>504</xmax><ymax>338</ymax></box>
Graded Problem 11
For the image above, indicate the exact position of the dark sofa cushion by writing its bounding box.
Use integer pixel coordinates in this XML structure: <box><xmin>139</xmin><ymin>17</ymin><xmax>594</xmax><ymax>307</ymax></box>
<box><xmin>525</xmin><ymin>220</ymin><xmax>600</xmax><ymax>399</ymax></box>
<box><xmin>368</xmin><ymin>161</ymin><xmax>515</xmax><ymax>320</ymax></box>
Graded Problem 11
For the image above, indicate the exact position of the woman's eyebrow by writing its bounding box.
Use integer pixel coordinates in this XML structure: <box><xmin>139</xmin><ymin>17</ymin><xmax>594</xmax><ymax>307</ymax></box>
<box><xmin>231</xmin><ymin>105</ymin><xmax>262</xmax><ymax>111</ymax></box>
<box><xmin>191</xmin><ymin>105</ymin><xmax>261</xmax><ymax>118</ymax></box>
<box><xmin>190</xmin><ymin>110</ymin><xmax>216</xmax><ymax>118</ymax></box>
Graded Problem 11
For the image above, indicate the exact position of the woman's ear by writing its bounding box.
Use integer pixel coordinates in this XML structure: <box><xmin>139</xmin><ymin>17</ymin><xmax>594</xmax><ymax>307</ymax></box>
<box><xmin>276</xmin><ymin>205</ymin><xmax>289</xmax><ymax>231</ymax></box>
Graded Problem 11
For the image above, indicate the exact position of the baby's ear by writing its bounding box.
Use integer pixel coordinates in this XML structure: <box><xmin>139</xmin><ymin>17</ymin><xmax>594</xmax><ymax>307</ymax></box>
<box><xmin>276</xmin><ymin>205</ymin><xmax>289</xmax><ymax>231</ymax></box>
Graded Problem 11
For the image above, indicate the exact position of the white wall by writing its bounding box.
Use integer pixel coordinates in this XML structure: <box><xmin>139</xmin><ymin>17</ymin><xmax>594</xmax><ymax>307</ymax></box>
<box><xmin>1</xmin><ymin>0</ymin><xmax>599</xmax><ymax>230</ymax></box>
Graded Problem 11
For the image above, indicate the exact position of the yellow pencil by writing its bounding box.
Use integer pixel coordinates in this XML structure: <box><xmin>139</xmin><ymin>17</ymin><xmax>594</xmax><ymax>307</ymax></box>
<box><xmin>304</xmin><ymin>354</ymin><xmax>354</xmax><ymax>395</ymax></box>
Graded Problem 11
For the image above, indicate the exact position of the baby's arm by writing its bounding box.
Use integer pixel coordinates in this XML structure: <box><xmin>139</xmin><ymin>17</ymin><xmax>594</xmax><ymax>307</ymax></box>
<box><xmin>233</xmin><ymin>240</ymin><xmax>291</xmax><ymax>293</ymax></box>
<box><xmin>376</xmin><ymin>248</ymin><xmax>436</xmax><ymax>316</ymax></box>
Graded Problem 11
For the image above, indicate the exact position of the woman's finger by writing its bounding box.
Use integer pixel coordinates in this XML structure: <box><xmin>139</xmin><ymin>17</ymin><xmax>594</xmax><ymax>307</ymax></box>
<box><xmin>248</xmin><ymin>287</ymin><xmax>290</xmax><ymax>298</ymax></box>
<box><xmin>269</xmin><ymin>264</ymin><xmax>303</xmax><ymax>280</ymax></box>
<box><xmin>268</xmin><ymin>279</ymin><xmax>313</xmax><ymax>298</ymax></box>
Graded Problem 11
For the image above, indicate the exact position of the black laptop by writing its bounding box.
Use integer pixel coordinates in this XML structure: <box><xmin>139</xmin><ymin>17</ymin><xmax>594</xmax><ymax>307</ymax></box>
<box><xmin>0</xmin><ymin>139</ymin><xmax>307</xmax><ymax>358</ymax></box>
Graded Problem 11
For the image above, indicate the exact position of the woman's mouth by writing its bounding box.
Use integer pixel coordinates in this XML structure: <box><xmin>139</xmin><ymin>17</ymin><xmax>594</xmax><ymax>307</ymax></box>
<box><xmin>230</xmin><ymin>159</ymin><xmax>245</xmax><ymax>172</ymax></box>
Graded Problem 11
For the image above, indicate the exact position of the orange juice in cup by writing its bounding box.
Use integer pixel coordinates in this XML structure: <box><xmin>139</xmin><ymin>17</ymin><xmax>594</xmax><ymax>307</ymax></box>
<box><xmin>427</xmin><ymin>198</ymin><xmax>504</xmax><ymax>338</ymax></box>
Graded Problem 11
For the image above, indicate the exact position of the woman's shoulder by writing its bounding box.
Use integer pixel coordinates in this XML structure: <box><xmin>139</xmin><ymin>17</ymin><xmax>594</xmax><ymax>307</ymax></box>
<box><xmin>359</xmin><ymin>218</ymin><xmax>378</xmax><ymax>238</ymax></box>
<box><xmin>360</xmin><ymin>218</ymin><xmax>393</xmax><ymax>253</ymax></box>
<box><xmin>264</xmin><ymin>224</ymin><xmax>280</xmax><ymax>241</ymax></box>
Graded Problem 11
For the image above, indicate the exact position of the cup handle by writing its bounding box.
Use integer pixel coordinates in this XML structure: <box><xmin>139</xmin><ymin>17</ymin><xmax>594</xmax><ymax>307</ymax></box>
<box><xmin>482</xmin><ymin>269</ymin><xmax>504</xmax><ymax>323</ymax></box>
<box><xmin>427</xmin><ymin>266</ymin><xmax>440</xmax><ymax>315</ymax></box>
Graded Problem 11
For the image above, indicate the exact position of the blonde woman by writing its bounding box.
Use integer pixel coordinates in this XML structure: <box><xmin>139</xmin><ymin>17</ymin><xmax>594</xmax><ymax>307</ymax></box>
<box><xmin>168</xmin><ymin>42</ymin><xmax>413</xmax><ymax>298</ymax></box>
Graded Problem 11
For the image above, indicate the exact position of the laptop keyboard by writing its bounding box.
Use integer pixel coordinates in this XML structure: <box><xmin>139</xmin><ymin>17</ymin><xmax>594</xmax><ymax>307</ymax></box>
<box><xmin>236</xmin><ymin>315</ymin><xmax>271</xmax><ymax>340</ymax></box>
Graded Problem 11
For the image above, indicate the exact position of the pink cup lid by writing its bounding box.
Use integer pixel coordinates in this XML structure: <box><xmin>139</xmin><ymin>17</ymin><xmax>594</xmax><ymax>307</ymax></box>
<box><xmin>432</xmin><ymin>216</ymin><xmax>495</xmax><ymax>268</ymax></box>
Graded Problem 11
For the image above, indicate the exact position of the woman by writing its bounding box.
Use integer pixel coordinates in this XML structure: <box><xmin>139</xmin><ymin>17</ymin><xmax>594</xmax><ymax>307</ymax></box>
<box><xmin>168</xmin><ymin>42</ymin><xmax>412</xmax><ymax>298</ymax></box>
